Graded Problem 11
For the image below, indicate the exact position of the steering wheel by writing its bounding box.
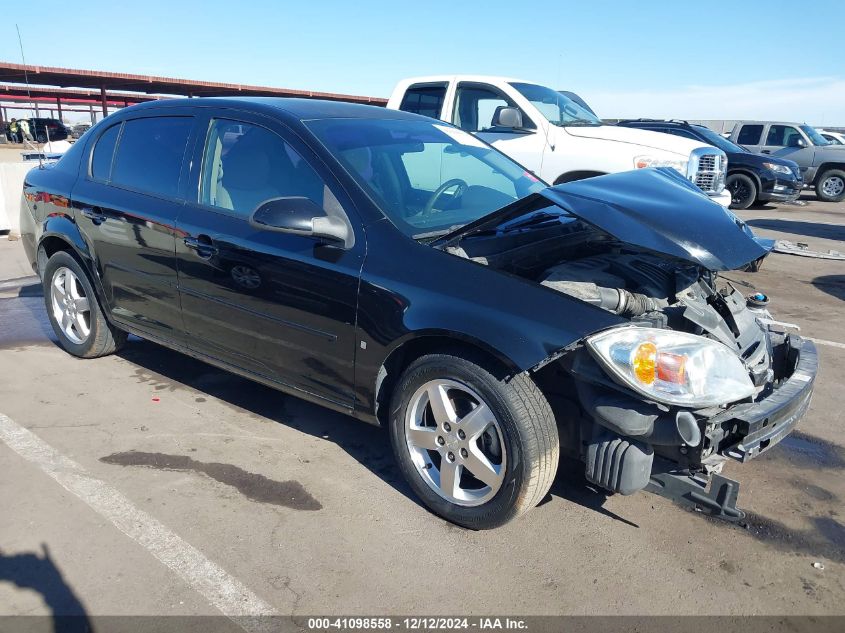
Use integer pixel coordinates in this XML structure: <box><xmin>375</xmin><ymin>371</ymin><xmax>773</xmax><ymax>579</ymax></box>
<box><xmin>423</xmin><ymin>178</ymin><xmax>469</xmax><ymax>217</ymax></box>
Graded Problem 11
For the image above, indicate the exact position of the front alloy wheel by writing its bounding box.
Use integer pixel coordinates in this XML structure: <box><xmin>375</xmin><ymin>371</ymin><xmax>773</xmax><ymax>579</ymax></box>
<box><xmin>405</xmin><ymin>379</ymin><xmax>506</xmax><ymax>506</ymax></box>
<box><xmin>390</xmin><ymin>352</ymin><xmax>559</xmax><ymax>529</ymax></box>
<box><xmin>726</xmin><ymin>173</ymin><xmax>757</xmax><ymax>210</ymax></box>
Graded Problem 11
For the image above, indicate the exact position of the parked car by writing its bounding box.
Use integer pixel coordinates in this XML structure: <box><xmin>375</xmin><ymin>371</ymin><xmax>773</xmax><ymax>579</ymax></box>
<box><xmin>70</xmin><ymin>123</ymin><xmax>92</xmax><ymax>139</ymax></box>
<box><xmin>20</xmin><ymin>98</ymin><xmax>817</xmax><ymax>528</ymax></box>
<box><xmin>388</xmin><ymin>76</ymin><xmax>731</xmax><ymax>207</ymax></box>
<box><xmin>3</xmin><ymin>118</ymin><xmax>70</xmax><ymax>143</ymax></box>
<box><xmin>728</xmin><ymin>121</ymin><xmax>845</xmax><ymax>202</ymax></box>
<box><xmin>616</xmin><ymin>119</ymin><xmax>802</xmax><ymax>209</ymax></box>
<box><xmin>818</xmin><ymin>129</ymin><xmax>845</xmax><ymax>145</ymax></box>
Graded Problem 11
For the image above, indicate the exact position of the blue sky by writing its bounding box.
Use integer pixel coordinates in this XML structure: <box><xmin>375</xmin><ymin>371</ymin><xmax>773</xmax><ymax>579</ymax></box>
<box><xmin>3</xmin><ymin>0</ymin><xmax>844</xmax><ymax>124</ymax></box>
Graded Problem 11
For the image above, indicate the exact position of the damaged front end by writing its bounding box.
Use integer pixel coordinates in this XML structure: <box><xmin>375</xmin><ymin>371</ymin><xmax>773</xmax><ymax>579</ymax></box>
<box><xmin>438</xmin><ymin>169</ymin><xmax>818</xmax><ymax>520</ymax></box>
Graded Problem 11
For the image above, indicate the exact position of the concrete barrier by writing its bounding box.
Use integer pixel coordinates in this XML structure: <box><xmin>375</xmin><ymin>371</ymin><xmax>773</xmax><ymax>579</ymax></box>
<box><xmin>0</xmin><ymin>162</ymin><xmax>35</xmax><ymax>237</ymax></box>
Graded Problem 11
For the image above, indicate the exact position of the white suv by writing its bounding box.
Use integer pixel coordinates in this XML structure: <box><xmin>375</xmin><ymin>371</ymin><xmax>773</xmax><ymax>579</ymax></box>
<box><xmin>388</xmin><ymin>76</ymin><xmax>730</xmax><ymax>206</ymax></box>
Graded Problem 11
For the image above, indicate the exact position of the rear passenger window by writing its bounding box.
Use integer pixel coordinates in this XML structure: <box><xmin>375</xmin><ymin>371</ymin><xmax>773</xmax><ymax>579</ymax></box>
<box><xmin>111</xmin><ymin>117</ymin><xmax>193</xmax><ymax>198</ymax></box>
<box><xmin>200</xmin><ymin>119</ymin><xmax>327</xmax><ymax>217</ymax></box>
<box><xmin>737</xmin><ymin>125</ymin><xmax>763</xmax><ymax>145</ymax></box>
<box><xmin>399</xmin><ymin>84</ymin><xmax>448</xmax><ymax>119</ymax></box>
<box><xmin>91</xmin><ymin>123</ymin><xmax>120</xmax><ymax>181</ymax></box>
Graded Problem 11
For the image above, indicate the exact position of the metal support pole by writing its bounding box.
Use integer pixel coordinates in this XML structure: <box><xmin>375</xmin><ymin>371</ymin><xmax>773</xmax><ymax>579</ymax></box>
<box><xmin>56</xmin><ymin>97</ymin><xmax>63</xmax><ymax>123</ymax></box>
<box><xmin>100</xmin><ymin>85</ymin><xmax>108</xmax><ymax>117</ymax></box>
<box><xmin>89</xmin><ymin>104</ymin><xmax>95</xmax><ymax>125</ymax></box>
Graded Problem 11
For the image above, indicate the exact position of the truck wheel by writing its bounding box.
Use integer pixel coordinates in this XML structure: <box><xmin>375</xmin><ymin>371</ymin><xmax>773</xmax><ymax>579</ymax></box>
<box><xmin>816</xmin><ymin>169</ymin><xmax>845</xmax><ymax>202</ymax></box>
<box><xmin>389</xmin><ymin>352</ymin><xmax>559</xmax><ymax>529</ymax></box>
<box><xmin>43</xmin><ymin>251</ymin><xmax>127</xmax><ymax>358</ymax></box>
<box><xmin>726</xmin><ymin>173</ymin><xmax>757</xmax><ymax>209</ymax></box>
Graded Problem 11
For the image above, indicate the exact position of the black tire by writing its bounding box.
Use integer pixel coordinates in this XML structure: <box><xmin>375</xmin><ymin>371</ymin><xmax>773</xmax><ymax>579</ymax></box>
<box><xmin>815</xmin><ymin>169</ymin><xmax>845</xmax><ymax>202</ymax></box>
<box><xmin>389</xmin><ymin>352</ymin><xmax>559</xmax><ymax>529</ymax></box>
<box><xmin>42</xmin><ymin>251</ymin><xmax>127</xmax><ymax>358</ymax></box>
<box><xmin>726</xmin><ymin>173</ymin><xmax>757</xmax><ymax>210</ymax></box>
<box><xmin>36</xmin><ymin>132</ymin><xmax>47</xmax><ymax>143</ymax></box>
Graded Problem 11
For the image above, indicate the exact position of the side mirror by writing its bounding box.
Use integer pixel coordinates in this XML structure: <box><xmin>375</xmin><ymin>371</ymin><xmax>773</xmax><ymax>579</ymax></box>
<box><xmin>249</xmin><ymin>197</ymin><xmax>350</xmax><ymax>244</ymax></box>
<box><xmin>788</xmin><ymin>136</ymin><xmax>806</xmax><ymax>148</ymax></box>
<box><xmin>491</xmin><ymin>107</ymin><xmax>524</xmax><ymax>129</ymax></box>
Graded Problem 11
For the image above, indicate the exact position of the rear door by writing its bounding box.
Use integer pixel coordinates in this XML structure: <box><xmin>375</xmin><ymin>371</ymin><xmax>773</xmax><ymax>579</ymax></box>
<box><xmin>72</xmin><ymin>109</ymin><xmax>196</xmax><ymax>343</ymax></box>
<box><xmin>174</xmin><ymin>110</ymin><xmax>364</xmax><ymax>409</ymax></box>
<box><xmin>734</xmin><ymin>123</ymin><xmax>765</xmax><ymax>152</ymax></box>
<box><xmin>396</xmin><ymin>82</ymin><xmax>449</xmax><ymax>121</ymax></box>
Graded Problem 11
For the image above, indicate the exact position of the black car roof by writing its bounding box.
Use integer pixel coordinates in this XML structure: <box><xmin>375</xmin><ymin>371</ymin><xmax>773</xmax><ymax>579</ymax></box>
<box><xmin>122</xmin><ymin>96</ymin><xmax>420</xmax><ymax>122</ymax></box>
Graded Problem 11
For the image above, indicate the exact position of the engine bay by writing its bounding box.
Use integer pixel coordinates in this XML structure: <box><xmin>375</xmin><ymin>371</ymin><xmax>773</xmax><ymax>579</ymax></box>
<box><xmin>445</xmin><ymin>222</ymin><xmax>774</xmax><ymax>395</ymax></box>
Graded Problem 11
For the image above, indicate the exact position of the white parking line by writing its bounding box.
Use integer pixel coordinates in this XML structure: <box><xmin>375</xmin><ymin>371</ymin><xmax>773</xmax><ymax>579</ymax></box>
<box><xmin>808</xmin><ymin>337</ymin><xmax>845</xmax><ymax>350</ymax></box>
<box><xmin>0</xmin><ymin>412</ymin><xmax>280</xmax><ymax>630</ymax></box>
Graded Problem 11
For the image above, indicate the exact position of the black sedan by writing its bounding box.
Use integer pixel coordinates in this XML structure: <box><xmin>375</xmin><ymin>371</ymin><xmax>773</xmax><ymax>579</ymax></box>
<box><xmin>19</xmin><ymin>98</ymin><xmax>816</xmax><ymax>528</ymax></box>
<box><xmin>616</xmin><ymin>119</ymin><xmax>803</xmax><ymax>209</ymax></box>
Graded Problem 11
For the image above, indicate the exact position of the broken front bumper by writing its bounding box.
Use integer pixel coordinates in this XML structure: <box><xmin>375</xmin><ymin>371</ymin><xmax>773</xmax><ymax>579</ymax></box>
<box><xmin>712</xmin><ymin>334</ymin><xmax>817</xmax><ymax>463</ymax></box>
<box><xmin>646</xmin><ymin>334</ymin><xmax>817</xmax><ymax>521</ymax></box>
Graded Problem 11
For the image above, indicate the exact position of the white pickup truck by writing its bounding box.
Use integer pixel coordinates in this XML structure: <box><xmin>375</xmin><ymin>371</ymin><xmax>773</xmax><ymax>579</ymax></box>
<box><xmin>388</xmin><ymin>76</ymin><xmax>731</xmax><ymax>206</ymax></box>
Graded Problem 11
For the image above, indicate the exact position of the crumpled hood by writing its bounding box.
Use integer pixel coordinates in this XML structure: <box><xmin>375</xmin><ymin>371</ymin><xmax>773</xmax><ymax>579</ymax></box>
<box><xmin>438</xmin><ymin>168</ymin><xmax>771</xmax><ymax>271</ymax></box>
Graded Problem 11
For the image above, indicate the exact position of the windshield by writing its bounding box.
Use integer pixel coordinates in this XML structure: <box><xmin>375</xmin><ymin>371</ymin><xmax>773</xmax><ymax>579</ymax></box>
<box><xmin>510</xmin><ymin>82</ymin><xmax>602</xmax><ymax>127</ymax></box>
<box><xmin>801</xmin><ymin>125</ymin><xmax>830</xmax><ymax>146</ymax></box>
<box><xmin>306</xmin><ymin>118</ymin><xmax>546</xmax><ymax>238</ymax></box>
<box><xmin>692</xmin><ymin>125</ymin><xmax>748</xmax><ymax>154</ymax></box>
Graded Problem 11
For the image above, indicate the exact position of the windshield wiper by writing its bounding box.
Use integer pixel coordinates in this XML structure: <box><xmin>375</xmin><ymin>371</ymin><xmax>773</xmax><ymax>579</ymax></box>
<box><xmin>412</xmin><ymin>225</ymin><xmax>466</xmax><ymax>241</ymax></box>
<box><xmin>468</xmin><ymin>211</ymin><xmax>565</xmax><ymax>237</ymax></box>
<box><xmin>560</xmin><ymin>118</ymin><xmax>601</xmax><ymax>127</ymax></box>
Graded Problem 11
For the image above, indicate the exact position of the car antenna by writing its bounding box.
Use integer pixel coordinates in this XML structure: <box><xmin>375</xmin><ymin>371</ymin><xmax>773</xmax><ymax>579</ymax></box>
<box><xmin>15</xmin><ymin>23</ymin><xmax>43</xmax><ymax>169</ymax></box>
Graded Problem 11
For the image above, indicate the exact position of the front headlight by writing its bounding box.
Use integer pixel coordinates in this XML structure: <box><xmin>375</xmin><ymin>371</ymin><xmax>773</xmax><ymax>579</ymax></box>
<box><xmin>763</xmin><ymin>162</ymin><xmax>793</xmax><ymax>175</ymax></box>
<box><xmin>586</xmin><ymin>327</ymin><xmax>755</xmax><ymax>407</ymax></box>
<box><xmin>634</xmin><ymin>155</ymin><xmax>689</xmax><ymax>176</ymax></box>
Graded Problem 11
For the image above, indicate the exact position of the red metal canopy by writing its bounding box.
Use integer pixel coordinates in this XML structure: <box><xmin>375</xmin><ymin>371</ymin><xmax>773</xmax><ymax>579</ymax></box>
<box><xmin>0</xmin><ymin>62</ymin><xmax>386</xmax><ymax>104</ymax></box>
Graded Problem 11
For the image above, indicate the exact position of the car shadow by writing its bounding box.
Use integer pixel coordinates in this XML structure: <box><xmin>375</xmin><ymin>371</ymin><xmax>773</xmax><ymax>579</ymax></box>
<box><xmin>545</xmin><ymin>458</ymin><xmax>639</xmax><ymax>528</ymax></box>
<box><xmin>115</xmin><ymin>338</ymin><xmax>418</xmax><ymax>507</ymax></box>
<box><xmin>117</xmin><ymin>338</ymin><xmax>643</xmax><ymax>527</ymax></box>
<box><xmin>0</xmin><ymin>544</ymin><xmax>92</xmax><ymax>631</ymax></box>
<box><xmin>812</xmin><ymin>275</ymin><xmax>845</xmax><ymax>301</ymax></box>
<box><xmin>746</xmin><ymin>219</ymin><xmax>845</xmax><ymax>242</ymax></box>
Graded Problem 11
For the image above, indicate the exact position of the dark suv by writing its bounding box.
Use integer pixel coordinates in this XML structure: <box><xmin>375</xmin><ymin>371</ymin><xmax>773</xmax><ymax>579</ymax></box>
<box><xmin>616</xmin><ymin>119</ymin><xmax>803</xmax><ymax>209</ymax></box>
<box><xmin>19</xmin><ymin>98</ymin><xmax>816</xmax><ymax>528</ymax></box>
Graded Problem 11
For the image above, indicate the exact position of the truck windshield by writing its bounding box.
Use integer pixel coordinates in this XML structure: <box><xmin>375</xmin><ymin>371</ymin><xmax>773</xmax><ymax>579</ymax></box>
<box><xmin>510</xmin><ymin>82</ymin><xmax>602</xmax><ymax>127</ymax></box>
<box><xmin>801</xmin><ymin>125</ymin><xmax>830</xmax><ymax>146</ymax></box>
<box><xmin>307</xmin><ymin>118</ymin><xmax>547</xmax><ymax>239</ymax></box>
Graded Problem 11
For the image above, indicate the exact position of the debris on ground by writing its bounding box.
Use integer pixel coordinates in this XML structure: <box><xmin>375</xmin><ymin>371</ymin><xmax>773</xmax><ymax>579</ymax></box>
<box><xmin>773</xmin><ymin>240</ymin><xmax>845</xmax><ymax>260</ymax></box>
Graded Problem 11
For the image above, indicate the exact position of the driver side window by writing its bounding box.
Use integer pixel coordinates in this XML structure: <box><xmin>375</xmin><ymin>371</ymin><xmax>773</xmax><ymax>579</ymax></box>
<box><xmin>452</xmin><ymin>84</ymin><xmax>534</xmax><ymax>132</ymax></box>
<box><xmin>766</xmin><ymin>125</ymin><xmax>801</xmax><ymax>147</ymax></box>
<box><xmin>200</xmin><ymin>118</ymin><xmax>326</xmax><ymax>217</ymax></box>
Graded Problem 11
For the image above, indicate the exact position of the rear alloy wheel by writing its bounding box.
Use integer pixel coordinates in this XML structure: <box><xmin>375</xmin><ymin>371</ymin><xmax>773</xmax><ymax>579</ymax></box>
<box><xmin>816</xmin><ymin>169</ymin><xmax>845</xmax><ymax>202</ymax></box>
<box><xmin>389</xmin><ymin>353</ymin><xmax>559</xmax><ymax>529</ymax></box>
<box><xmin>43</xmin><ymin>251</ymin><xmax>127</xmax><ymax>358</ymax></box>
<box><xmin>726</xmin><ymin>173</ymin><xmax>757</xmax><ymax>210</ymax></box>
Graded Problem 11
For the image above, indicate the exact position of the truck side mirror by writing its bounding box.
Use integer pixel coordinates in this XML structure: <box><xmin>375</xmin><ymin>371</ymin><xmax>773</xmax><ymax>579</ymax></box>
<box><xmin>788</xmin><ymin>136</ymin><xmax>806</xmax><ymax>148</ymax></box>
<box><xmin>492</xmin><ymin>107</ymin><xmax>524</xmax><ymax>130</ymax></box>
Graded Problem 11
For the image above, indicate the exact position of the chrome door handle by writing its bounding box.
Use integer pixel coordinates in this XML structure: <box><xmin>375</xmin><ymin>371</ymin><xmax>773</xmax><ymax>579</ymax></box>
<box><xmin>81</xmin><ymin>207</ymin><xmax>106</xmax><ymax>224</ymax></box>
<box><xmin>183</xmin><ymin>235</ymin><xmax>218</xmax><ymax>258</ymax></box>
